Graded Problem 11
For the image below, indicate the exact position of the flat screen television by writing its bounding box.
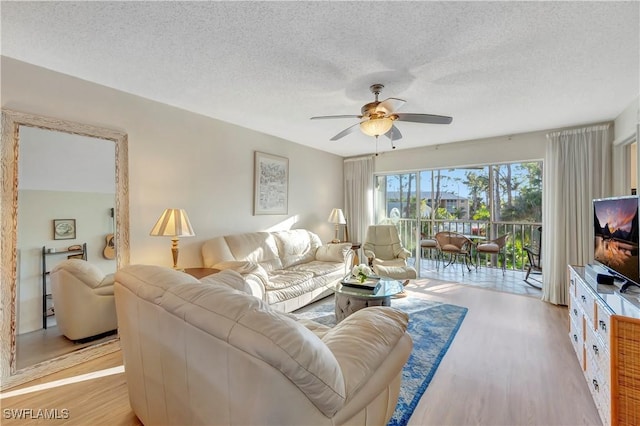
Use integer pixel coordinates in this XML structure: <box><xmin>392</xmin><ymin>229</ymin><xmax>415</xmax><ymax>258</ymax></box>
<box><xmin>593</xmin><ymin>195</ymin><xmax>640</xmax><ymax>292</ymax></box>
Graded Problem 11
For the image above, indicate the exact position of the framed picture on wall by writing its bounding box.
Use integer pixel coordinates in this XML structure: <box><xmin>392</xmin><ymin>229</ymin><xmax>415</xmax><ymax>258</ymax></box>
<box><xmin>254</xmin><ymin>151</ymin><xmax>289</xmax><ymax>215</ymax></box>
<box><xmin>53</xmin><ymin>219</ymin><xmax>76</xmax><ymax>240</ymax></box>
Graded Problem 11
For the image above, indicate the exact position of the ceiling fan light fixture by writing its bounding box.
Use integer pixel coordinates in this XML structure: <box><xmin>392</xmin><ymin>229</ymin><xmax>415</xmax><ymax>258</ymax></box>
<box><xmin>360</xmin><ymin>117</ymin><xmax>393</xmax><ymax>137</ymax></box>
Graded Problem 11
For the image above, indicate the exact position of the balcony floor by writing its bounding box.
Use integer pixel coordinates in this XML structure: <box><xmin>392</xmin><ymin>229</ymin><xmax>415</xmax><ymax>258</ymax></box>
<box><xmin>412</xmin><ymin>257</ymin><xmax>543</xmax><ymax>298</ymax></box>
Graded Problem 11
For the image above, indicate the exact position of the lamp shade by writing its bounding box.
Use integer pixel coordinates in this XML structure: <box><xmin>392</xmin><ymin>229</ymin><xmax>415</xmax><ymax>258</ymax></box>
<box><xmin>150</xmin><ymin>208</ymin><xmax>195</xmax><ymax>237</ymax></box>
<box><xmin>328</xmin><ymin>208</ymin><xmax>346</xmax><ymax>225</ymax></box>
<box><xmin>360</xmin><ymin>117</ymin><xmax>393</xmax><ymax>137</ymax></box>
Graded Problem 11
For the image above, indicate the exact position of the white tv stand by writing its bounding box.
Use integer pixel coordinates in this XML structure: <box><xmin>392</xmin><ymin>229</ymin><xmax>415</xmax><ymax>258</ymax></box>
<box><xmin>568</xmin><ymin>265</ymin><xmax>640</xmax><ymax>426</ymax></box>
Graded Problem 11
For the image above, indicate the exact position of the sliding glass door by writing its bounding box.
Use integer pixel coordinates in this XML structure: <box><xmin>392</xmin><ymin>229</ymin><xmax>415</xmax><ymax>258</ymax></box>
<box><xmin>374</xmin><ymin>161</ymin><xmax>543</xmax><ymax>275</ymax></box>
<box><xmin>374</xmin><ymin>173</ymin><xmax>419</xmax><ymax>264</ymax></box>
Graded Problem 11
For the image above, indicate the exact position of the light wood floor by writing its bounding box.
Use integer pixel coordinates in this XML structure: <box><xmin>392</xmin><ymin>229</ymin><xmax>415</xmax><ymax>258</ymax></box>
<box><xmin>1</xmin><ymin>278</ymin><xmax>601</xmax><ymax>426</ymax></box>
<box><xmin>16</xmin><ymin>326</ymin><xmax>118</xmax><ymax>370</ymax></box>
<box><xmin>405</xmin><ymin>278</ymin><xmax>601</xmax><ymax>426</ymax></box>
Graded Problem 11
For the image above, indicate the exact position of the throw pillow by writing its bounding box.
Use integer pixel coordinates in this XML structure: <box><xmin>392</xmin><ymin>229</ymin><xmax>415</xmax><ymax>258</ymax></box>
<box><xmin>316</xmin><ymin>243</ymin><xmax>351</xmax><ymax>262</ymax></box>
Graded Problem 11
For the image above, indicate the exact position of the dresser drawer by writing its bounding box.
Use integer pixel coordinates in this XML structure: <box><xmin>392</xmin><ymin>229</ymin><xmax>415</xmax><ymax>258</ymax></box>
<box><xmin>585</xmin><ymin>350</ymin><xmax>611</xmax><ymax>426</ymax></box>
<box><xmin>569</xmin><ymin>294</ymin><xmax>584</xmax><ymax>338</ymax></box>
<box><xmin>569</xmin><ymin>273</ymin><xmax>578</xmax><ymax>298</ymax></box>
<box><xmin>585</xmin><ymin>322</ymin><xmax>610</xmax><ymax>384</ymax></box>
<box><xmin>576</xmin><ymin>280</ymin><xmax>596</xmax><ymax>321</ymax></box>
<box><xmin>569</xmin><ymin>316</ymin><xmax>584</xmax><ymax>370</ymax></box>
<box><xmin>594</xmin><ymin>299</ymin><xmax>611</xmax><ymax>346</ymax></box>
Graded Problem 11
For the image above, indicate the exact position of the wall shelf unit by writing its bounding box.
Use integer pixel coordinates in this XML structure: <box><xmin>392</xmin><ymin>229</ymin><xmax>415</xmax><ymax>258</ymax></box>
<box><xmin>41</xmin><ymin>243</ymin><xmax>87</xmax><ymax>329</ymax></box>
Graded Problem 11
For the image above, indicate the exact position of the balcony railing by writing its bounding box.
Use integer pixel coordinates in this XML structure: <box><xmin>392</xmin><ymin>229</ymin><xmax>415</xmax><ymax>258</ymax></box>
<box><xmin>389</xmin><ymin>218</ymin><xmax>542</xmax><ymax>272</ymax></box>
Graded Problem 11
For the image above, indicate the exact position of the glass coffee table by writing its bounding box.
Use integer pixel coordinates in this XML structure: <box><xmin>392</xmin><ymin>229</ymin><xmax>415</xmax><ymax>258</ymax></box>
<box><xmin>334</xmin><ymin>277</ymin><xmax>404</xmax><ymax>322</ymax></box>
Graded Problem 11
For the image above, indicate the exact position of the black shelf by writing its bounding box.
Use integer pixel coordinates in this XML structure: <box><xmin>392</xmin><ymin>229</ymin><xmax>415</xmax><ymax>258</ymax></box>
<box><xmin>44</xmin><ymin>248</ymin><xmax>85</xmax><ymax>256</ymax></box>
<box><xmin>42</xmin><ymin>243</ymin><xmax>87</xmax><ymax>329</ymax></box>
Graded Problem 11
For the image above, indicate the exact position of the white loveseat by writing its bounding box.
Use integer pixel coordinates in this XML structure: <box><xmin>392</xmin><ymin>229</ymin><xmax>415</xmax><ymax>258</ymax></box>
<box><xmin>201</xmin><ymin>229</ymin><xmax>353</xmax><ymax>312</ymax></box>
<box><xmin>114</xmin><ymin>265</ymin><xmax>412</xmax><ymax>426</ymax></box>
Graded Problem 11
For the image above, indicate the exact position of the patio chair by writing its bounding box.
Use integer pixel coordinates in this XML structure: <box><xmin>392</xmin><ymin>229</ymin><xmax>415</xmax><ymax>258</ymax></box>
<box><xmin>434</xmin><ymin>231</ymin><xmax>474</xmax><ymax>273</ymax></box>
<box><xmin>420</xmin><ymin>236</ymin><xmax>440</xmax><ymax>269</ymax></box>
<box><xmin>476</xmin><ymin>233</ymin><xmax>510</xmax><ymax>274</ymax></box>
<box><xmin>524</xmin><ymin>226</ymin><xmax>542</xmax><ymax>288</ymax></box>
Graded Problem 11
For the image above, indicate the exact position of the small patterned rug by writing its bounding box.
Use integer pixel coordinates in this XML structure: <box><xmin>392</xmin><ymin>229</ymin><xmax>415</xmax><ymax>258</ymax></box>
<box><xmin>294</xmin><ymin>293</ymin><xmax>468</xmax><ymax>426</ymax></box>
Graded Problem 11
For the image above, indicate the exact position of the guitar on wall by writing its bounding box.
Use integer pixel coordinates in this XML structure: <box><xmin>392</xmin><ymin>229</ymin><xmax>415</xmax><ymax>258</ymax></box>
<box><xmin>103</xmin><ymin>208</ymin><xmax>116</xmax><ymax>260</ymax></box>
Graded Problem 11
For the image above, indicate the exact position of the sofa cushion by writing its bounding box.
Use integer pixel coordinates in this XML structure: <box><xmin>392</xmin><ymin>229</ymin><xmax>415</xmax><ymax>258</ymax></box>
<box><xmin>266</xmin><ymin>270</ymin><xmax>314</xmax><ymax>290</ymax></box>
<box><xmin>322</xmin><ymin>306</ymin><xmax>409</xmax><ymax>397</ymax></box>
<box><xmin>201</xmin><ymin>236</ymin><xmax>236</xmax><ymax>267</ymax></box>
<box><xmin>224</xmin><ymin>232</ymin><xmax>283</xmax><ymax>271</ymax></box>
<box><xmin>200</xmin><ymin>269</ymin><xmax>252</xmax><ymax>294</ymax></box>
<box><xmin>290</xmin><ymin>260</ymin><xmax>344</xmax><ymax>277</ymax></box>
<box><xmin>316</xmin><ymin>243</ymin><xmax>351</xmax><ymax>262</ymax></box>
<box><xmin>273</xmin><ymin>230</ymin><xmax>322</xmax><ymax>268</ymax></box>
<box><xmin>477</xmin><ymin>242</ymin><xmax>500</xmax><ymax>253</ymax></box>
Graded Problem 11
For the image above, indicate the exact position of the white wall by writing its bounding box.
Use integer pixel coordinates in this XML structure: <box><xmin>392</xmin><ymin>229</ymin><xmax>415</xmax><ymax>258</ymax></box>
<box><xmin>2</xmin><ymin>57</ymin><xmax>344</xmax><ymax>270</ymax></box>
<box><xmin>612</xmin><ymin>97</ymin><xmax>639</xmax><ymax>195</ymax></box>
<box><xmin>17</xmin><ymin>190</ymin><xmax>116</xmax><ymax>334</ymax></box>
<box><xmin>613</xmin><ymin>96</ymin><xmax>639</xmax><ymax>145</ymax></box>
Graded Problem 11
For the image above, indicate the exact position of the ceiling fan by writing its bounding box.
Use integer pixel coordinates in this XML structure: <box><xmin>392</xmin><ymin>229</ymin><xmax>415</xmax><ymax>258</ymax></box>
<box><xmin>311</xmin><ymin>83</ymin><xmax>453</xmax><ymax>150</ymax></box>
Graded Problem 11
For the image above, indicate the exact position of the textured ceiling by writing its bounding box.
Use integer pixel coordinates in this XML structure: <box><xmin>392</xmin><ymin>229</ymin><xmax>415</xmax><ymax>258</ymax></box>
<box><xmin>1</xmin><ymin>1</ymin><xmax>638</xmax><ymax>157</ymax></box>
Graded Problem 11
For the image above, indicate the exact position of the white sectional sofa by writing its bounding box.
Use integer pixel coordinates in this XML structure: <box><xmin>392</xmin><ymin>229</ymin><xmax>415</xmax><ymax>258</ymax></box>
<box><xmin>201</xmin><ymin>229</ymin><xmax>353</xmax><ymax>312</ymax></box>
<box><xmin>114</xmin><ymin>265</ymin><xmax>412</xmax><ymax>425</ymax></box>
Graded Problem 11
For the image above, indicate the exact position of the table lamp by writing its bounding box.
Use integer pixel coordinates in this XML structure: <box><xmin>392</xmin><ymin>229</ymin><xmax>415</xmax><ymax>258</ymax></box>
<box><xmin>328</xmin><ymin>208</ymin><xmax>346</xmax><ymax>243</ymax></box>
<box><xmin>150</xmin><ymin>208</ymin><xmax>195</xmax><ymax>270</ymax></box>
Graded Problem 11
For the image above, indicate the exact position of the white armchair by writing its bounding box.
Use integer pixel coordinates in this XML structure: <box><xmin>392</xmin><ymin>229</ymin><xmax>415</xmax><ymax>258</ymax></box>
<box><xmin>50</xmin><ymin>259</ymin><xmax>118</xmax><ymax>341</ymax></box>
<box><xmin>363</xmin><ymin>225</ymin><xmax>417</xmax><ymax>280</ymax></box>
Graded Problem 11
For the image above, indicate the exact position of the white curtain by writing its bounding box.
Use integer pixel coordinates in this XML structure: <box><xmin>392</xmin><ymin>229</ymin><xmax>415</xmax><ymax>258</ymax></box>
<box><xmin>542</xmin><ymin>124</ymin><xmax>612</xmax><ymax>305</ymax></box>
<box><xmin>344</xmin><ymin>156</ymin><xmax>374</xmax><ymax>252</ymax></box>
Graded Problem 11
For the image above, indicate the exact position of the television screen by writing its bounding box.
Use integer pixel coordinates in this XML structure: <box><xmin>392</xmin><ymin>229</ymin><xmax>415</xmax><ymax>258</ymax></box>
<box><xmin>593</xmin><ymin>196</ymin><xmax>639</xmax><ymax>291</ymax></box>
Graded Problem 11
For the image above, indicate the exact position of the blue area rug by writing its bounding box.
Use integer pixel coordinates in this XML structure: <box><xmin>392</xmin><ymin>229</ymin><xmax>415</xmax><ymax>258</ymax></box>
<box><xmin>294</xmin><ymin>293</ymin><xmax>468</xmax><ymax>426</ymax></box>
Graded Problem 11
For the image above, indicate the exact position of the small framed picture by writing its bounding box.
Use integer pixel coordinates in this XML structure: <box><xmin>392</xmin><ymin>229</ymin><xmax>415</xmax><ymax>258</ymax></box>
<box><xmin>53</xmin><ymin>219</ymin><xmax>76</xmax><ymax>240</ymax></box>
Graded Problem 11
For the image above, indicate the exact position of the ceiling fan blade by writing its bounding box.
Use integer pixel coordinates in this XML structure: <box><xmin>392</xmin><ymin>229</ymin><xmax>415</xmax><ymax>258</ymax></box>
<box><xmin>385</xmin><ymin>125</ymin><xmax>403</xmax><ymax>142</ymax></box>
<box><xmin>310</xmin><ymin>115</ymin><xmax>361</xmax><ymax>120</ymax></box>
<box><xmin>376</xmin><ymin>98</ymin><xmax>406</xmax><ymax>114</ymax></box>
<box><xmin>395</xmin><ymin>113</ymin><xmax>453</xmax><ymax>125</ymax></box>
<box><xmin>330</xmin><ymin>122</ymin><xmax>361</xmax><ymax>141</ymax></box>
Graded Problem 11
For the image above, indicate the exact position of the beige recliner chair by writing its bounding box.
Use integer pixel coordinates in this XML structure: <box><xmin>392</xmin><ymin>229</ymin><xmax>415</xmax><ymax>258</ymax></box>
<box><xmin>363</xmin><ymin>225</ymin><xmax>417</xmax><ymax>280</ymax></box>
<box><xmin>50</xmin><ymin>259</ymin><xmax>118</xmax><ymax>341</ymax></box>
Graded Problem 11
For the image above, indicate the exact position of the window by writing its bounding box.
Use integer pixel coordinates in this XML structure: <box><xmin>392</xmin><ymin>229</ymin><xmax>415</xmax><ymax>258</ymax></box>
<box><xmin>374</xmin><ymin>161</ymin><xmax>543</xmax><ymax>270</ymax></box>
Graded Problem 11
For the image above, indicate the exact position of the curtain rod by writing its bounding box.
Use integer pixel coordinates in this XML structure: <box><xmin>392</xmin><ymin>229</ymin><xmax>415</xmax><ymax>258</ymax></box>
<box><xmin>344</xmin><ymin>155</ymin><xmax>374</xmax><ymax>163</ymax></box>
<box><xmin>546</xmin><ymin>123</ymin><xmax>610</xmax><ymax>138</ymax></box>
